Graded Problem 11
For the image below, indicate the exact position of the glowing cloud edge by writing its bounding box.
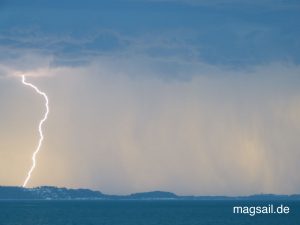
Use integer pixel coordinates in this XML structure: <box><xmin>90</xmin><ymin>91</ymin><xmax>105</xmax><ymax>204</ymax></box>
<box><xmin>21</xmin><ymin>75</ymin><xmax>49</xmax><ymax>187</ymax></box>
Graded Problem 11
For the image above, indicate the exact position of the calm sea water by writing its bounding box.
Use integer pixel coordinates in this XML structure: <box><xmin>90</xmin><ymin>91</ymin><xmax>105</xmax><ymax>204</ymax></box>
<box><xmin>0</xmin><ymin>200</ymin><xmax>299</xmax><ymax>225</ymax></box>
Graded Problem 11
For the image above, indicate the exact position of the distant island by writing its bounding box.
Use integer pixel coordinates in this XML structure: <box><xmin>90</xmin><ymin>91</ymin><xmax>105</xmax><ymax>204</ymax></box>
<box><xmin>0</xmin><ymin>186</ymin><xmax>299</xmax><ymax>200</ymax></box>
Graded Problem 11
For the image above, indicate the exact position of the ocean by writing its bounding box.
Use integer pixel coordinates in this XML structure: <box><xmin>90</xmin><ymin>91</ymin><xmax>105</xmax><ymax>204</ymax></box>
<box><xmin>0</xmin><ymin>200</ymin><xmax>299</xmax><ymax>225</ymax></box>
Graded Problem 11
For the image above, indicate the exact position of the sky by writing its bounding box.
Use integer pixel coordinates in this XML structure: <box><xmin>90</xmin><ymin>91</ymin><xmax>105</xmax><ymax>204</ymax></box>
<box><xmin>0</xmin><ymin>0</ymin><xmax>300</xmax><ymax>195</ymax></box>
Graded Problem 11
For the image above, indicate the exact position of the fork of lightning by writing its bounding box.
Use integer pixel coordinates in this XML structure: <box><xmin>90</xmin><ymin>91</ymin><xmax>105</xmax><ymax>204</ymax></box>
<box><xmin>21</xmin><ymin>75</ymin><xmax>49</xmax><ymax>187</ymax></box>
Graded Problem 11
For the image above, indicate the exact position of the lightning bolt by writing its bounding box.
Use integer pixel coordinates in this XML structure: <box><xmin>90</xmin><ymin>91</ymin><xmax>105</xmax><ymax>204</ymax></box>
<box><xmin>21</xmin><ymin>75</ymin><xmax>49</xmax><ymax>187</ymax></box>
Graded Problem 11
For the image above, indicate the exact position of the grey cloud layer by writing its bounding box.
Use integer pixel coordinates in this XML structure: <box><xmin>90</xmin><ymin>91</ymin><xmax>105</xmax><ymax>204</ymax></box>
<box><xmin>1</xmin><ymin>0</ymin><xmax>300</xmax><ymax>68</ymax></box>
